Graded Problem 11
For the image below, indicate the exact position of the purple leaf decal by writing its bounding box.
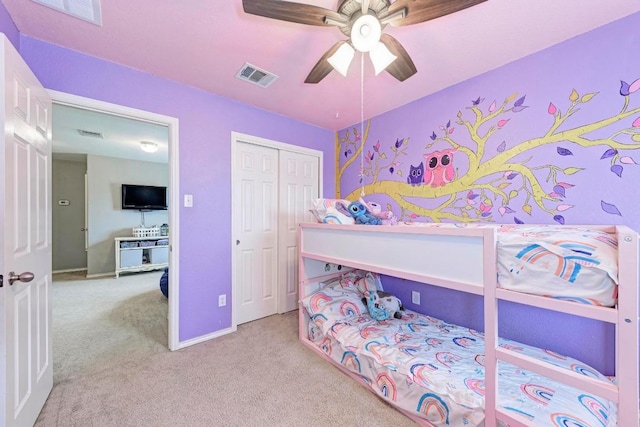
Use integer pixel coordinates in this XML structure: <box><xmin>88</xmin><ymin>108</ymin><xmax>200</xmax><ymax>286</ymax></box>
<box><xmin>506</xmin><ymin>172</ymin><xmax>517</xmax><ymax>180</ymax></box>
<box><xmin>344</xmin><ymin>151</ymin><xmax>348</xmax><ymax>158</ymax></box>
<box><xmin>601</xmin><ymin>200</ymin><xmax>622</xmax><ymax>216</ymax></box>
<box><xmin>430</xmin><ymin>132</ymin><xmax>437</xmax><ymax>141</ymax></box>
<box><xmin>557</xmin><ymin>147</ymin><xmax>573</xmax><ymax>156</ymax></box>
<box><xmin>514</xmin><ymin>95</ymin><xmax>526</xmax><ymax>107</ymax></box>
<box><xmin>600</xmin><ymin>148</ymin><xmax>617</xmax><ymax>159</ymax></box>
<box><xmin>514</xmin><ymin>217</ymin><xmax>524</xmax><ymax>224</ymax></box>
<box><xmin>511</xmin><ymin>106</ymin><xmax>528</xmax><ymax>113</ymax></box>
<box><xmin>395</xmin><ymin>138</ymin><xmax>402</xmax><ymax>148</ymax></box>
<box><xmin>553</xmin><ymin>215</ymin><xmax>565</xmax><ymax>225</ymax></box>
<box><xmin>620</xmin><ymin>80</ymin><xmax>630</xmax><ymax>96</ymax></box>
<box><xmin>504</xmin><ymin>206</ymin><xmax>515</xmax><ymax>214</ymax></box>
<box><xmin>446</xmin><ymin>120</ymin><xmax>451</xmax><ymax>128</ymax></box>
<box><xmin>553</xmin><ymin>185</ymin><xmax>566</xmax><ymax>197</ymax></box>
<box><xmin>481</xmin><ymin>211</ymin><xmax>492</xmax><ymax>218</ymax></box>
<box><xmin>389</xmin><ymin>167</ymin><xmax>394</xmax><ymax>174</ymax></box>
<box><xmin>472</xmin><ymin>96</ymin><xmax>484</xmax><ymax>105</ymax></box>
<box><xmin>497</xmin><ymin>141</ymin><xmax>506</xmax><ymax>152</ymax></box>
<box><xmin>610</xmin><ymin>164</ymin><xmax>623</xmax><ymax>177</ymax></box>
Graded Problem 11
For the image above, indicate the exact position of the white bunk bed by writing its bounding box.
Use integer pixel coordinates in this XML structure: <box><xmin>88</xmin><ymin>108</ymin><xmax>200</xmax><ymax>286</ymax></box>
<box><xmin>297</xmin><ymin>222</ymin><xmax>639</xmax><ymax>426</ymax></box>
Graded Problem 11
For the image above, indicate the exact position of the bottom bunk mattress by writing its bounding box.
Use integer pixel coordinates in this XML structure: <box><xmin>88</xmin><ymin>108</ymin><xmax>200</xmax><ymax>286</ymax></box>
<box><xmin>301</xmin><ymin>271</ymin><xmax>616</xmax><ymax>427</ymax></box>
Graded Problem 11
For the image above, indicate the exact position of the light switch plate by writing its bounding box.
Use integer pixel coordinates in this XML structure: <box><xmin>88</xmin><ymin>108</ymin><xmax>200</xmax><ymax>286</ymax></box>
<box><xmin>184</xmin><ymin>194</ymin><xmax>193</xmax><ymax>207</ymax></box>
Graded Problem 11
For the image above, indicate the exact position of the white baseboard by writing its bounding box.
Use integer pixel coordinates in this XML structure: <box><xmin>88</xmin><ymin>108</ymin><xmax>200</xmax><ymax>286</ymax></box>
<box><xmin>53</xmin><ymin>268</ymin><xmax>87</xmax><ymax>274</ymax></box>
<box><xmin>174</xmin><ymin>325</ymin><xmax>237</xmax><ymax>351</ymax></box>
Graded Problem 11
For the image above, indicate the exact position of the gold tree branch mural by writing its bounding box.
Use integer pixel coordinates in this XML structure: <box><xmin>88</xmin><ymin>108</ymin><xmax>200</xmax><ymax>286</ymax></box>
<box><xmin>336</xmin><ymin>81</ymin><xmax>640</xmax><ymax>223</ymax></box>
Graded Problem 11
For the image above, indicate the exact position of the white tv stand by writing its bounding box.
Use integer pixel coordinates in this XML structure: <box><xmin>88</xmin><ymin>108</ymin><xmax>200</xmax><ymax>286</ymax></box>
<box><xmin>115</xmin><ymin>236</ymin><xmax>169</xmax><ymax>278</ymax></box>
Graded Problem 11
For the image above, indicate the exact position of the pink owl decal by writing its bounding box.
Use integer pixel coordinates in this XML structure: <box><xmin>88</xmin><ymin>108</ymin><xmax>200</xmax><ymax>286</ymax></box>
<box><xmin>424</xmin><ymin>149</ymin><xmax>456</xmax><ymax>187</ymax></box>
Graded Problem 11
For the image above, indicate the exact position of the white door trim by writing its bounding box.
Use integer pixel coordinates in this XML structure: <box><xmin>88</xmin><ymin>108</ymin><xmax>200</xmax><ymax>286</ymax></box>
<box><xmin>231</xmin><ymin>131</ymin><xmax>323</xmax><ymax>329</ymax></box>
<box><xmin>47</xmin><ymin>90</ymin><xmax>181</xmax><ymax>351</ymax></box>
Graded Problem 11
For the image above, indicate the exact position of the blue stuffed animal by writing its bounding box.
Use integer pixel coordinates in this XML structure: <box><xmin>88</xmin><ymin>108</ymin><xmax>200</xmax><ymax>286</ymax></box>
<box><xmin>338</xmin><ymin>201</ymin><xmax>381</xmax><ymax>225</ymax></box>
<box><xmin>364</xmin><ymin>290</ymin><xmax>394</xmax><ymax>321</ymax></box>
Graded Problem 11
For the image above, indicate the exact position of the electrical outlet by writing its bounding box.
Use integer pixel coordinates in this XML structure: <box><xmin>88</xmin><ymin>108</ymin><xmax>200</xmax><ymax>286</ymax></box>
<box><xmin>218</xmin><ymin>294</ymin><xmax>226</xmax><ymax>307</ymax></box>
<box><xmin>411</xmin><ymin>291</ymin><xmax>420</xmax><ymax>305</ymax></box>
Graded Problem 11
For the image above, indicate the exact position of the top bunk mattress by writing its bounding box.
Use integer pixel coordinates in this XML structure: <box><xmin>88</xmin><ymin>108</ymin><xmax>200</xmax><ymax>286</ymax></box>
<box><xmin>302</xmin><ymin>219</ymin><xmax>619</xmax><ymax>306</ymax></box>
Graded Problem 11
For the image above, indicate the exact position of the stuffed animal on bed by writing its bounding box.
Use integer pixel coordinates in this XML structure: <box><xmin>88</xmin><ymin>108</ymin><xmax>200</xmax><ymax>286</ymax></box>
<box><xmin>364</xmin><ymin>290</ymin><xmax>404</xmax><ymax>320</ymax></box>
<box><xmin>336</xmin><ymin>200</ymin><xmax>381</xmax><ymax>225</ymax></box>
<box><xmin>358</xmin><ymin>198</ymin><xmax>398</xmax><ymax>225</ymax></box>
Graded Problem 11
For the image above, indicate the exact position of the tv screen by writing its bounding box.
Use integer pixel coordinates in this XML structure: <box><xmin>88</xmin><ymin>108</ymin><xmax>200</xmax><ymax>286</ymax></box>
<box><xmin>122</xmin><ymin>184</ymin><xmax>167</xmax><ymax>210</ymax></box>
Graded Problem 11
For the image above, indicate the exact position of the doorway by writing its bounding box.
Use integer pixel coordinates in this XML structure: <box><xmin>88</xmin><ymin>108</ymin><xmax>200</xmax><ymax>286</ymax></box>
<box><xmin>48</xmin><ymin>89</ymin><xmax>181</xmax><ymax>350</ymax></box>
<box><xmin>231</xmin><ymin>132</ymin><xmax>322</xmax><ymax>326</ymax></box>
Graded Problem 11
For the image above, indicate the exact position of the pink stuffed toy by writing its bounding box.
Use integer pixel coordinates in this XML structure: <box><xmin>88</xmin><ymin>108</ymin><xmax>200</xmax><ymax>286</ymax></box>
<box><xmin>359</xmin><ymin>198</ymin><xmax>398</xmax><ymax>225</ymax></box>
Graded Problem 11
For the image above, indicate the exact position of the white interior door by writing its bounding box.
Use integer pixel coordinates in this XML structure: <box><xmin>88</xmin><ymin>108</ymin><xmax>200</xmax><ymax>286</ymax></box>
<box><xmin>235</xmin><ymin>142</ymin><xmax>278</xmax><ymax>324</ymax></box>
<box><xmin>0</xmin><ymin>36</ymin><xmax>53</xmax><ymax>427</ymax></box>
<box><xmin>278</xmin><ymin>150</ymin><xmax>319</xmax><ymax>313</ymax></box>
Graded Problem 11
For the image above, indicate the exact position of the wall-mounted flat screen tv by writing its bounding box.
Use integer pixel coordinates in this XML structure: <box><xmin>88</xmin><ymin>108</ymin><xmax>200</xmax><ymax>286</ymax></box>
<box><xmin>121</xmin><ymin>184</ymin><xmax>168</xmax><ymax>210</ymax></box>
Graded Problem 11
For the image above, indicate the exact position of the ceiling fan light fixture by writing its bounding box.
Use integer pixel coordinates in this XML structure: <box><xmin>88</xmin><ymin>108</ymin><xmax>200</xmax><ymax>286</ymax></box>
<box><xmin>351</xmin><ymin>14</ymin><xmax>382</xmax><ymax>52</ymax></box>
<box><xmin>370</xmin><ymin>41</ymin><xmax>397</xmax><ymax>75</ymax></box>
<box><xmin>327</xmin><ymin>43</ymin><xmax>355</xmax><ymax>77</ymax></box>
<box><xmin>140</xmin><ymin>141</ymin><xmax>158</xmax><ymax>153</ymax></box>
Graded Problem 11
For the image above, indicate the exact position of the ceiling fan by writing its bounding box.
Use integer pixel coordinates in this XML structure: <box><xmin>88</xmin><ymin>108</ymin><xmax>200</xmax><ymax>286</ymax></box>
<box><xmin>242</xmin><ymin>0</ymin><xmax>487</xmax><ymax>83</ymax></box>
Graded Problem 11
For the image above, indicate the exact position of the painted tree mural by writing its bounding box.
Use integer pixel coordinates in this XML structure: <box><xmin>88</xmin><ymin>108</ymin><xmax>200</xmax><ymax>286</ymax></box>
<box><xmin>336</xmin><ymin>77</ymin><xmax>640</xmax><ymax>223</ymax></box>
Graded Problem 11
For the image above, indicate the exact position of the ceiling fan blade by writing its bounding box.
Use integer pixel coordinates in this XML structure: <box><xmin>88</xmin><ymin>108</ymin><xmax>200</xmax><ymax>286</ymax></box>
<box><xmin>379</xmin><ymin>33</ymin><xmax>417</xmax><ymax>82</ymax></box>
<box><xmin>305</xmin><ymin>41</ymin><xmax>348</xmax><ymax>84</ymax></box>
<box><xmin>242</xmin><ymin>0</ymin><xmax>347</xmax><ymax>26</ymax></box>
<box><xmin>387</xmin><ymin>0</ymin><xmax>487</xmax><ymax>26</ymax></box>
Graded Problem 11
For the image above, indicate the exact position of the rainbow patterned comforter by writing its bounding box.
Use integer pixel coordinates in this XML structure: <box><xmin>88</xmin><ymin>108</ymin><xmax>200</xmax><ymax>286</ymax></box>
<box><xmin>403</xmin><ymin>223</ymin><xmax>620</xmax><ymax>306</ymax></box>
<box><xmin>302</xmin><ymin>273</ymin><xmax>616</xmax><ymax>426</ymax></box>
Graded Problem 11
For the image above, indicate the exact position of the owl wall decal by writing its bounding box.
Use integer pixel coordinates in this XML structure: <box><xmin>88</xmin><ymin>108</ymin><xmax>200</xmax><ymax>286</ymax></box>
<box><xmin>424</xmin><ymin>149</ymin><xmax>456</xmax><ymax>187</ymax></box>
<box><xmin>407</xmin><ymin>162</ymin><xmax>424</xmax><ymax>186</ymax></box>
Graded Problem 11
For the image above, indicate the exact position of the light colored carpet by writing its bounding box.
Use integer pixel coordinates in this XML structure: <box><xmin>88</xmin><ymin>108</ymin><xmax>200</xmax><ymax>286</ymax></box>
<box><xmin>35</xmin><ymin>272</ymin><xmax>416</xmax><ymax>426</ymax></box>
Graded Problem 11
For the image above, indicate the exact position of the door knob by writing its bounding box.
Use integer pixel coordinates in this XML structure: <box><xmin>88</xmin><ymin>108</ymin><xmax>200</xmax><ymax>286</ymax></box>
<box><xmin>8</xmin><ymin>271</ymin><xmax>34</xmax><ymax>286</ymax></box>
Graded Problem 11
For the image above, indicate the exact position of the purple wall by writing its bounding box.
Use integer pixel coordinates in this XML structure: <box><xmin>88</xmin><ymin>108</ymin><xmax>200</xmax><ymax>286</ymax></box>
<box><xmin>337</xmin><ymin>12</ymin><xmax>640</xmax><ymax>375</ymax></box>
<box><xmin>15</xmin><ymin>36</ymin><xmax>334</xmax><ymax>341</ymax></box>
<box><xmin>0</xmin><ymin>1</ymin><xmax>19</xmax><ymax>50</ymax></box>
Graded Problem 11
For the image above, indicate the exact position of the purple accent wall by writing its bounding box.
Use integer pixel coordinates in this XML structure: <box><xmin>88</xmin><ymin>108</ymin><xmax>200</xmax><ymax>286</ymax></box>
<box><xmin>0</xmin><ymin>1</ymin><xmax>20</xmax><ymax>50</ymax></box>
<box><xmin>338</xmin><ymin>13</ymin><xmax>640</xmax><ymax>375</ymax></box>
<box><xmin>17</xmin><ymin>36</ymin><xmax>334</xmax><ymax>341</ymax></box>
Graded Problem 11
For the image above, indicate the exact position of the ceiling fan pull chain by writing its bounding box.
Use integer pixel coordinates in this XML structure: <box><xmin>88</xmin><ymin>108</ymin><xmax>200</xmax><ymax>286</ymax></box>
<box><xmin>360</xmin><ymin>52</ymin><xmax>366</xmax><ymax>198</ymax></box>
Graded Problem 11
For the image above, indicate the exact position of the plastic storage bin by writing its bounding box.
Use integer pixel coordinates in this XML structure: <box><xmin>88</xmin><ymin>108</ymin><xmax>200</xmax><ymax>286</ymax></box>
<box><xmin>120</xmin><ymin>249</ymin><xmax>143</xmax><ymax>268</ymax></box>
<box><xmin>149</xmin><ymin>247</ymin><xmax>169</xmax><ymax>264</ymax></box>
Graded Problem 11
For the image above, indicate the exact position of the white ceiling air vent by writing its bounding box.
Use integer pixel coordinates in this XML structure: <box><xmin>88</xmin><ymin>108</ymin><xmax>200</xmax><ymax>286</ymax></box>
<box><xmin>77</xmin><ymin>129</ymin><xmax>103</xmax><ymax>138</ymax></box>
<box><xmin>31</xmin><ymin>0</ymin><xmax>102</xmax><ymax>26</ymax></box>
<box><xmin>235</xmin><ymin>63</ymin><xmax>278</xmax><ymax>88</ymax></box>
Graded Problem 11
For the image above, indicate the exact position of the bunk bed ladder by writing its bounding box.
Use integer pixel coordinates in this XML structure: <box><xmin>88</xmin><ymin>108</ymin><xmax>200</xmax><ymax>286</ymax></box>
<box><xmin>489</xmin><ymin>226</ymin><xmax>639</xmax><ymax>426</ymax></box>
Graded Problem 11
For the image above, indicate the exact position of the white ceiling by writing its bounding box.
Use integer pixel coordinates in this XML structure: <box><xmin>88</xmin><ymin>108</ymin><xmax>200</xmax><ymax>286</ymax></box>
<box><xmin>52</xmin><ymin>104</ymin><xmax>168</xmax><ymax>164</ymax></box>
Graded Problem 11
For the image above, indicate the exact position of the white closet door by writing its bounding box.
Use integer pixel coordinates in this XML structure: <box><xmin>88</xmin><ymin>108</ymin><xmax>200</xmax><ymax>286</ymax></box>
<box><xmin>278</xmin><ymin>150</ymin><xmax>319</xmax><ymax>313</ymax></box>
<box><xmin>235</xmin><ymin>142</ymin><xmax>278</xmax><ymax>324</ymax></box>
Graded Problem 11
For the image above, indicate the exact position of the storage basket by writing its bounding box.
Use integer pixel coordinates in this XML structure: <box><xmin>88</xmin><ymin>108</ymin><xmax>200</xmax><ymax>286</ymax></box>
<box><xmin>139</xmin><ymin>240</ymin><xmax>156</xmax><ymax>247</ymax></box>
<box><xmin>120</xmin><ymin>241</ymin><xmax>139</xmax><ymax>248</ymax></box>
<box><xmin>132</xmin><ymin>226</ymin><xmax>160</xmax><ymax>238</ymax></box>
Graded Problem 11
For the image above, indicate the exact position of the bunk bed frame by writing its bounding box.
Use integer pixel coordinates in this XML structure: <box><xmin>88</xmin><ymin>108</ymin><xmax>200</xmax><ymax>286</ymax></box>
<box><xmin>297</xmin><ymin>222</ymin><xmax>639</xmax><ymax>426</ymax></box>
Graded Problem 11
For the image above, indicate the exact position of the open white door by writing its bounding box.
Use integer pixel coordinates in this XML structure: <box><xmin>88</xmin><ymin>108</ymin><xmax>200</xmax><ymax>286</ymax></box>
<box><xmin>0</xmin><ymin>35</ymin><xmax>53</xmax><ymax>427</ymax></box>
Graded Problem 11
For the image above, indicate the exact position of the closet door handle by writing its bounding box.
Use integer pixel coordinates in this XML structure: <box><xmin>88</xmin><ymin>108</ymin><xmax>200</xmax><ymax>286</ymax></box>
<box><xmin>236</xmin><ymin>240</ymin><xmax>240</xmax><ymax>245</ymax></box>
